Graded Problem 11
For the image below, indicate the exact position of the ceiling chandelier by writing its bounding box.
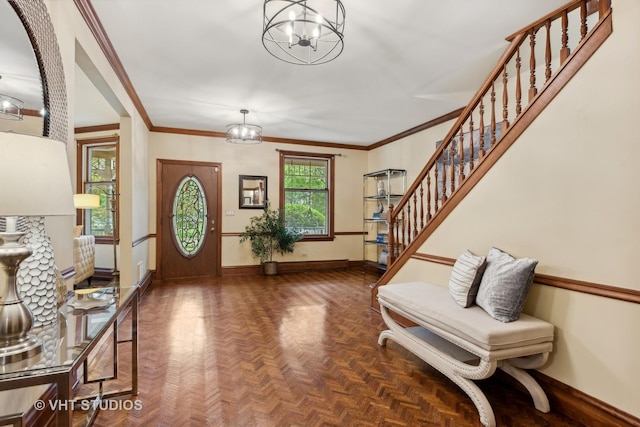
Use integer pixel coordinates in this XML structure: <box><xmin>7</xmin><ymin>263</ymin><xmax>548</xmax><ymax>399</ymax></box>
<box><xmin>0</xmin><ymin>75</ymin><xmax>23</xmax><ymax>121</ymax></box>
<box><xmin>262</xmin><ymin>0</ymin><xmax>345</xmax><ymax>65</ymax></box>
<box><xmin>226</xmin><ymin>109</ymin><xmax>262</xmax><ymax>144</ymax></box>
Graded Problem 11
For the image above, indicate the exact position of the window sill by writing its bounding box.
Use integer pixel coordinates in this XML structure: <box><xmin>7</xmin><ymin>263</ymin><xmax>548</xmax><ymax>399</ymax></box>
<box><xmin>299</xmin><ymin>236</ymin><xmax>335</xmax><ymax>242</ymax></box>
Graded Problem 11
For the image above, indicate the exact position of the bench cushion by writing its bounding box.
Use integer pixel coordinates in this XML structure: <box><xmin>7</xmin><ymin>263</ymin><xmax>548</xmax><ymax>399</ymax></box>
<box><xmin>378</xmin><ymin>281</ymin><xmax>554</xmax><ymax>352</ymax></box>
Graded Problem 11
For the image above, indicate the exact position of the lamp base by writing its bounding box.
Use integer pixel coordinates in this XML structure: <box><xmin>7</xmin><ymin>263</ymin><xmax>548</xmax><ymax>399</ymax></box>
<box><xmin>0</xmin><ymin>333</ymin><xmax>42</xmax><ymax>365</ymax></box>
<box><xmin>0</xmin><ymin>222</ymin><xmax>44</xmax><ymax>365</ymax></box>
<box><xmin>17</xmin><ymin>217</ymin><xmax>58</xmax><ymax>326</ymax></box>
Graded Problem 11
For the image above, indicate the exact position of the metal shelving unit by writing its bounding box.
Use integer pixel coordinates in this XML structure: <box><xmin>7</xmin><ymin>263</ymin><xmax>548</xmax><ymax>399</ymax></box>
<box><xmin>363</xmin><ymin>169</ymin><xmax>406</xmax><ymax>273</ymax></box>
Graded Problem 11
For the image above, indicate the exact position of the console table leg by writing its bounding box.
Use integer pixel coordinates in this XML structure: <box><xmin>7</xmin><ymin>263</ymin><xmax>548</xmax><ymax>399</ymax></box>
<box><xmin>57</xmin><ymin>375</ymin><xmax>72</xmax><ymax>427</ymax></box>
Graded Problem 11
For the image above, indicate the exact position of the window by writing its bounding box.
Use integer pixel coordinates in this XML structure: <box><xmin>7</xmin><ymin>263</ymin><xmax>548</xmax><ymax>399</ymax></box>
<box><xmin>279</xmin><ymin>151</ymin><xmax>334</xmax><ymax>241</ymax></box>
<box><xmin>76</xmin><ymin>136</ymin><xmax>118</xmax><ymax>243</ymax></box>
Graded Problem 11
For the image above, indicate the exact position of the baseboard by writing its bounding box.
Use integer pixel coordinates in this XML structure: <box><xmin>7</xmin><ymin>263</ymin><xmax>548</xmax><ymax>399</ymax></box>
<box><xmin>221</xmin><ymin>259</ymin><xmax>352</xmax><ymax>276</ymax></box>
<box><xmin>93</xmin><ymin>267</ymin><xmax>115</xmax><ymax>280</ymax></box>
<box><xmin>221</xmin><ymin>265</ymin><xmax>261</xmax><ymax>276</ymax></box>
<box><xmin>138</xmin><ymin>269</ymin><xmax>155</xmax><ymax>298</ymax></box>
<box><xmin>530</xmin><ymin>371</ymin><xmax>640</xmax><ymax>427</ymax></box>
<box><xmin>492</xmin><ymin>368</ymin><xmax>639</xmax><ymax>426</ymax></box>
<box><xmin>276</xmin><ymin>259</ymin><xmax>349</xmax><ymax>273</ymax></box>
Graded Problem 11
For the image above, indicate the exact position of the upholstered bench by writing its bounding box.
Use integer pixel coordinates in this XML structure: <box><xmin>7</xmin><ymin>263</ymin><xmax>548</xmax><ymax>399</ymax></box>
<box><xmin>378</xmin><ymin>281</ymin><xmax>554</xmax><ymax>427</ymax></box>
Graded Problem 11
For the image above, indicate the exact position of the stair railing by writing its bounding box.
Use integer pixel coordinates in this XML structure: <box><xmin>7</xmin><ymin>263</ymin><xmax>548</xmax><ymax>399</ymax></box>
<box><xmin>387</xmin><ymin>0</ymin><xmax>611</xmax><ymax>266</ymax></box>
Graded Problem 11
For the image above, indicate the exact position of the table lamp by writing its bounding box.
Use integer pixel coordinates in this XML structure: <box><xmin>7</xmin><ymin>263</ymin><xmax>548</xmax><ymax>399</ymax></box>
<box><xmin>0</xmin><ymin>131</ymin><xmax>74</xmax><ymax>364</ymax></box>
<box><xmin>73</xmin><ymin>193</ymin><xmax>100</xmax><ymax>234</ymax></box>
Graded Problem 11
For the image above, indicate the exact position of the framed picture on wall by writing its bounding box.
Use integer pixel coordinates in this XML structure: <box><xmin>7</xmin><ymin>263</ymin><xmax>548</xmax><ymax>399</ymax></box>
<box><xmin>239</xmin><ymin>175</ymin><xmax>267</xmax><ymax>209</ymax></box>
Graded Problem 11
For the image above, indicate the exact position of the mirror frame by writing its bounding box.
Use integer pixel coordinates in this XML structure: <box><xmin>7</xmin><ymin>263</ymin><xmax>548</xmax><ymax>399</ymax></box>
<box><xmin>8</xmin><ymin>0</ymin><xmax>68</xmax><ymax>141</ymax></box>
<box><xmin>239</xmin><ymin>175</ymin><xmax>268</xmax><ymax>209</ymax></box>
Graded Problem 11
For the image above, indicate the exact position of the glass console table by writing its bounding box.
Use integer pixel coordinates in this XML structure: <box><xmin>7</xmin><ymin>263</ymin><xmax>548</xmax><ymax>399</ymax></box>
<box><xmin>0</xmin><ymin>285</ymin><xmax>139</xmax><ymax>426</ymax></box>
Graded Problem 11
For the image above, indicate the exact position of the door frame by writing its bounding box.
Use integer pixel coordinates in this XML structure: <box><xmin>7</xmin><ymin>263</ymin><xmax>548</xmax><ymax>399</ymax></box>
<box><xmin>156</xmin><ymin>159</ymin><xmax>223</xmax><ymax>280</ymax></box>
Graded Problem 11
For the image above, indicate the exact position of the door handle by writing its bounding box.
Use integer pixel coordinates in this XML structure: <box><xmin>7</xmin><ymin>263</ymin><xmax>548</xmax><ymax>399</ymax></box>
<box><xmin>210</xmin><ymin>219</ymin><xmax>215</xmax><ymax>232</ymax></box>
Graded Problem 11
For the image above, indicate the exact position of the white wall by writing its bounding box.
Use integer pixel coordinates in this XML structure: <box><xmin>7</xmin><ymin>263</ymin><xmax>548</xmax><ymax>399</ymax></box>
<box><xmin>386</xmin><ymin>0</ymin><xmax>640</xmax><ymax>418</ymax></box>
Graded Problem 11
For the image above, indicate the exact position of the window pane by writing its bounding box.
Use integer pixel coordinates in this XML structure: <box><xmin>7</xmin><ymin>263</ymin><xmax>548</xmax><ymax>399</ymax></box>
<box><xmin>284</xmin><ymin>191</ymin><xmax>327</xmax><ymax>235</ymax></box>
<box><xmin>284</xmin><ymin>158</ymin><xmax>327</xmax><ymax>190</ymax></box>
<box><xmin>88</xmin><ymin>145</ymin><xmax>117</xmax><ymax>182</ymax></box>
<box><xmin>85</xmin><ymin>183</ymin><xmax>114</xmax><ymax>237</ymax></box>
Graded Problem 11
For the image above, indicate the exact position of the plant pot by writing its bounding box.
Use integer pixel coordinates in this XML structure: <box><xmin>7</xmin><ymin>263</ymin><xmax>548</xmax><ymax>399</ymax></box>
<box><xmin>263</xmin><ymin>261</ymin><xmax>278</xmax><ymax>276</ymax></box>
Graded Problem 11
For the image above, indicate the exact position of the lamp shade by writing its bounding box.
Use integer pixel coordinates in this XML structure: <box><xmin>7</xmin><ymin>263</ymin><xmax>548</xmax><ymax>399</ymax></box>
<box><xmin>0</xmin><ymin>132</ymin><xmax>74</xmax><ymax>216</ymax></box>
<box><xmin>73</xmin><ymin>194</ymin><xmax>100</xmax><ymax>209</ymax></box>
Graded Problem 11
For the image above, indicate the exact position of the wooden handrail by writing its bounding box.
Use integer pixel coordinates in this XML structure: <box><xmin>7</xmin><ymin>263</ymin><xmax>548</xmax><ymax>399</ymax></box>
<box><xmin>389</xmin><ymin>31</ymin><xmax>527</xmax><ymax>220</ymax></box>
<box><xmin>506</xmin><ymin>0</ymin><xmax>597</xmax><ymax>41</ymax></box>
<box><xmin>386</xmin><ymin>0</ymin><xmax>611</xmax><ymax>267</ymax></box>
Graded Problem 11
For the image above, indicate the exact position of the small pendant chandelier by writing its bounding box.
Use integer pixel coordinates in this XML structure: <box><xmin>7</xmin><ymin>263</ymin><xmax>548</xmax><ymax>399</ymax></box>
<box><xmin>262</xmin><ymin>0</ymin><xmax>345</xmax><ymax>65</ymax></box>
<box><xmin>0</xmin><ymin>75</ymin><xmax>23</xmax><ymax>121</ymax></box>
<box><xmin>226</xmin><ymin>109</ymin><xmax>262</xmax><ymax>144</ymax></box>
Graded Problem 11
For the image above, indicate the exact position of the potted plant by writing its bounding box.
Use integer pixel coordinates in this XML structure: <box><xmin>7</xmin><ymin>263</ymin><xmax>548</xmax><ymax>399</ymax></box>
<box><xmin>239</xmin><ymin>201</ymin><xmax>301</xmax><ymax>275</ymax></box>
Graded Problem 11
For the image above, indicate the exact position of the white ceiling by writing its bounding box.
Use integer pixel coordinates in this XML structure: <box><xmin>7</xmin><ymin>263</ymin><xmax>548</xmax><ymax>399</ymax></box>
<box><xmin>5</xmin><ymin>0</ymin><xmax>570</xmax><ymax>146</ymax></box>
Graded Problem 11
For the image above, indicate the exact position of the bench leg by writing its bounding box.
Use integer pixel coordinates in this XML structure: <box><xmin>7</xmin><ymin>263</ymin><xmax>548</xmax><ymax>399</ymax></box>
<box><xmin>499</xmin><ymin>361</ymin><xmax>550</xmax><ymax>413</ymax></box>
<box><xmin>378</xmin><ymin>305</ymin><xmax>497</xmax><ymax>427</ymax></box>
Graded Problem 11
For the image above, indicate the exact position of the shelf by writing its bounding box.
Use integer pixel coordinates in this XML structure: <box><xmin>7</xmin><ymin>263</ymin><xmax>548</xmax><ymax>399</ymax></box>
<box><xmin>364</xmin><ymin>240</ymin><xmax>388</xmax><ymax>245</ymax></box>
<box><xmin>363</xmin><ymin>168</ymin><xmax>406</xmax><ymax>178</ymax></box>
<box><xmin>364</xmin><ymin>260</ymin><xmax>388</xmax><ymax>271</ymax></box>
<box><xmin>362</xmin><ymin>169</ymin><xmax>406</xmax><ymax>273</ymax></box>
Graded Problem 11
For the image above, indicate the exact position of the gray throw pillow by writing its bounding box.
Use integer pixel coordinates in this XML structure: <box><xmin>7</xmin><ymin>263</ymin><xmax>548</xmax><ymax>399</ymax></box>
<box><xmin>476</xmin><ymin>247</ymin><xmax>538</xmax><ymax>322</ymax></box>
<box><xmin>449</xmin><ymin>249</ymin><xmax>487</xmax><ymax>308</ymax></box>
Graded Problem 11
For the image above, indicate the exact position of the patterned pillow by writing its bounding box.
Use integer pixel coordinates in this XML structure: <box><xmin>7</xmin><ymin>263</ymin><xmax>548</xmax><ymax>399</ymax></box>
<box><xmin>476</xmin><ymin>247</ymin><xmax>538</xmax><ymax>322</ymax></box>
<box><xmin>73</xmin><ymin>225</ymin><xmax>83</xmax><ymax>238</ymax></box>
<box><xmin>449</xmin><ymin>249</ymin><xmax>487</xmax><ymax>307</ymax></box>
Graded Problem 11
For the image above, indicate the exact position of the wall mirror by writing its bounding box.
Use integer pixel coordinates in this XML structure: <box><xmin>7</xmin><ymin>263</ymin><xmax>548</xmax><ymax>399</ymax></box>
<box><xmin>2</xmin><ymin>0</ymin><xmax>68</xmax><ymax>142</ymax></box>
<box><xmin>0</xmin><ymin>0</ymin><xmax>44</xmax><ymax>135</ymax></box>
<box><xmin>239</xmin><ymin>175</ymin><xmax>267</xmax><ymax>209</ymax></box>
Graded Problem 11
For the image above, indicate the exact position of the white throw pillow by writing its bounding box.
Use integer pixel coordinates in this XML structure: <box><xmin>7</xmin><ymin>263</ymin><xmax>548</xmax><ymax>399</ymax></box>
<box><xmin>449</xmin><ymin>249</ymin><xmax>487</xmax><ymax>308</ymax></box>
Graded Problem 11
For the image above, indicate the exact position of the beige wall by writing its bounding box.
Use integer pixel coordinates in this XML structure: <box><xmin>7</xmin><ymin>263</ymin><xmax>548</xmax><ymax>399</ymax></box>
<box><xmin>148</xmin><ymin>133</ymin><xmax>368</xmax><ymax>268</ymax></box>
<box><xmin>50</xmin><ymin>0</ymin><xmax>152</xmax><ymax>287</ymax></box>
<box><xmin>367</xmin><ymin>120</ymin><xmax>455</xmax><ymax>185</ymax></box>
<box><xmin>386</xmin><ymin>0</ymin><xmax>640</xmax><ymax>418</ymax></box>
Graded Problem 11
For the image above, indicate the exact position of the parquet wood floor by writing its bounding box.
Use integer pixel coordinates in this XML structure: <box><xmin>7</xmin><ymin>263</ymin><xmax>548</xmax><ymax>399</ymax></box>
<box><xmin>74</xmin><ymin>271</ymin><xmax>581</xmax><ymax>426</ymax></box>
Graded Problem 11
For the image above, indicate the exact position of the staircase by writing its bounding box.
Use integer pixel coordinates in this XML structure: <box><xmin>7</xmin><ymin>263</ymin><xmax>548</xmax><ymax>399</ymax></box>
<box><xmin>371</xmin><ymin>0</ymin><xmax>613</xmax><ymax>308</ymax></box>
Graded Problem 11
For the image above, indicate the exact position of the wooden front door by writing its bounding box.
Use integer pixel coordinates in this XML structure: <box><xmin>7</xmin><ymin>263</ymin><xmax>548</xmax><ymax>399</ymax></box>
<box><xmin>157</xmin><ymin>159</ymin><xmax>221</xmax><ymax>280</ymax></box>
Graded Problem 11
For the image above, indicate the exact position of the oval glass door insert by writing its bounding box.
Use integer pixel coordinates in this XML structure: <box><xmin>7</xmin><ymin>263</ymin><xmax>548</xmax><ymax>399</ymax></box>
<box><xmin>172</xmin><ymin>175</ymin><xmax>207</xmax><ymax>257</ymax></box>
